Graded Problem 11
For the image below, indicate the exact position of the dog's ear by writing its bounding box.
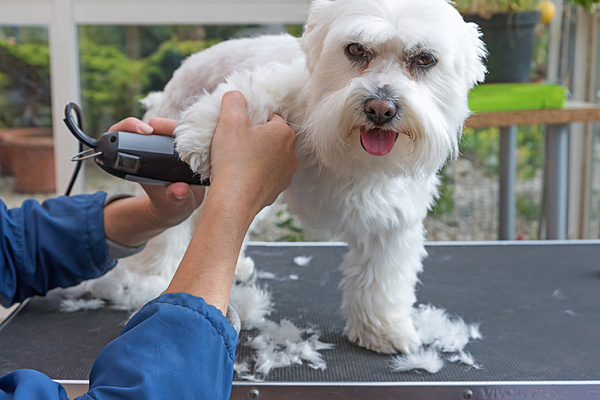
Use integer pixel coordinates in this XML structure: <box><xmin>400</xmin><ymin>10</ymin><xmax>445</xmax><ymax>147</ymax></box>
<box><xmin>300</xmin><ymin>0</ymin><xmax>337</xmax><ymax>74</ymax></box>
<box><xmin>462</xmin><ymin>21</ymin><xmax>488</xmax><ymax>87</ymax></box>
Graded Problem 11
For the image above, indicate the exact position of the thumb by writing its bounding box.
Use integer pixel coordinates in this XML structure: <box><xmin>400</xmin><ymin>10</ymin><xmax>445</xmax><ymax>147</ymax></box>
<box><xmin>141</xmin><ymin>183</ymin><xmax>188</xmax><ymax>207</ymax></box>
<box><xmin>165</xmin><ymin>182</ymin><xmax>191</xmax><ymax>202</ymax></box>
<box><xmin>219</xmin><ymin>91</ymin><xmax>251</xmax><ymax>129</ymax></box>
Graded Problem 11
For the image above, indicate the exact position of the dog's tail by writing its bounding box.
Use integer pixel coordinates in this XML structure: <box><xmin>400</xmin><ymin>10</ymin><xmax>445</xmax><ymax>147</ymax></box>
<box><xmin>140</xmin><ymin>91</ymin><xmax>164</xmax><ymax>122</ymax></box>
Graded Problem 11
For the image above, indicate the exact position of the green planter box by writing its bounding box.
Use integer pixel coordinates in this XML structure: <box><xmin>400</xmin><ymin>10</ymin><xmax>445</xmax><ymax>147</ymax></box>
<box><xmin>468</xmin><ymin>83</ymin><xmax>568</xmax><ymax>113</ymax></box>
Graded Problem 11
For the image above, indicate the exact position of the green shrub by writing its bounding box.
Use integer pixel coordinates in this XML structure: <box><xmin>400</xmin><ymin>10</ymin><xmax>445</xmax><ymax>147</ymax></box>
<box><xmin>516</xmin><ymin>125</ymin><xmax>544</xmax><ymax>180</ymax></box>
<box><xmin>0</xmin><ymin>41</ymin><xmax>51</xmax><ymax>127</ymax></box>
<box><xmin>430</xmin><ymin>164</ymin><xmax>455</xmax><ymax>215</ymax></box>
<box><xmin>459</xmin><ymin>125</ymin><xmax>543</xmax><ymax>180</ymax></box>
<box><xmin>79</xmin><ymin>38</ymin><xmax>142</xmax><ymax>135</ymax></box>
<box><xmin>460</xmin><ymin>127</ymin><xmax>500</xmax><ymax>175</ymax></box>
<box><xmin>516</xmin><ymin>193</ymin><xmax>541</xmax><ymax>222</ymax></box>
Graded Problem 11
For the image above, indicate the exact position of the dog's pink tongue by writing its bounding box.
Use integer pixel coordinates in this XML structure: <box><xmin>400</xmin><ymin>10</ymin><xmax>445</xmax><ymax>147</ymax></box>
<box><xmin>360</xmin><ymin>127</ymin><xmax>396</xmax><ymax>156</ymax></box>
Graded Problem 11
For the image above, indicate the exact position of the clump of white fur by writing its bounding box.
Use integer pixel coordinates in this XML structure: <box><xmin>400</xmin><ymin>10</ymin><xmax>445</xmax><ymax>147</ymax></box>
<box><xmin>390</xmin><ymin>304</ymin><xmax>482</xmax><ymax>373</ymax></box>
<box><xmin>59</xmin><ymin>298</ymin><xmax>105</xmax><ymax>312</ymax></box>
<box><xmin>448</xmin><ymin>351</ymin><xmax>481</xmax><ymax>369</ymax></box>
<box><xmin>229</xmin><ymin>282</ymin><xmax>272</xmax><ymax>328</ymax></box>
<box><xmin>293</xmin><ymin>255</ymin><xmax>313</xmax><ymax>267</ymax></box>
<box><xmin>248</xmin><ymin>320</ymin><xmax>333</xmax><ymax>377</ymax></box>
<box><xmin>229</xmin><ymin>279</ymin><xmax>334</xmax><ymax>381</ymax></box>
<box><xmin>389</xmin><ymin>347</ymin><xmax>444</xmax><ymax>373</ymax></box>
<box><xmin>413</xmin><ymin>304</ymin><xmax>481</xmax><ymax>352</ymax></box>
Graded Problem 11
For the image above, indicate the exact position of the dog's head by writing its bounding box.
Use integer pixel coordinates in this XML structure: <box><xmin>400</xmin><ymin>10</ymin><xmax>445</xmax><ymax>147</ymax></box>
<box><xmin>298</xmin><ymin>0</ymin><xmax>486</xmax><ymax>178</ymax></box>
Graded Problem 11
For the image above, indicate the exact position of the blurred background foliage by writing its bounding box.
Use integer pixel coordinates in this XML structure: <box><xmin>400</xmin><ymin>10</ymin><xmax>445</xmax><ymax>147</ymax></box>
<box><xmin>0</xmin><ymin>24</ymin><xmax>302</xmax><ymax>134</ymax></box>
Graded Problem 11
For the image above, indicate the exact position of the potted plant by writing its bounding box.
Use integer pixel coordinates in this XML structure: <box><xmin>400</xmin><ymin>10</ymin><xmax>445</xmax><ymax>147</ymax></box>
<box><xmin>454</xmin><ymin>0</ymin><xmax>543</xmax><ymax>83</ymax></box>
<box><xmin>454</xmin><ymin>0</ymin><xmax>599</xmax><ymax>83</ymax></box>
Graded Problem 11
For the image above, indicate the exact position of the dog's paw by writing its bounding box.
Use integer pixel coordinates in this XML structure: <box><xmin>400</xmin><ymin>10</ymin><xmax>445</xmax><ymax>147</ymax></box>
<box><xmin>174</xmin><ymin>120</ymin><xmax>214</xmax><ymax>178</ymax></box>
<box><xmin>174</xmin><ymin>97</ymin><xmax>222</xmax><ymax>178</ymax></box>
<box><xmin>346</xmin><ymin>317</ymin><xmax>421</xmax><ymax>354</ymax></box>
<box><xmin>233</xmin><ymin>254</ymin><xmax>255</xmax><ymax>283</ymax></box>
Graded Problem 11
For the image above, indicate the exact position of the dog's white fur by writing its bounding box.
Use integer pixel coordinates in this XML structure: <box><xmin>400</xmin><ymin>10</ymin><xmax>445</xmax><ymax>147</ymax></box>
<box><xmin>82</xmin><ymin>0</ymin><xmax>486</xmax><ymax>355</ymax></box>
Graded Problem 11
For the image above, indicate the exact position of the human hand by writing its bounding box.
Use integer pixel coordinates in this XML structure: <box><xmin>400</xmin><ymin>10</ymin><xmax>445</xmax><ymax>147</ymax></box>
<box><xmin>209</xmin><ymin>91</ymin><xmax>298</xmax><ymax>217</ymax></box>
<box><xmin>103</xmin><ymin>118</ymin><xmax>205</xmax><ymax>247</ymax></box>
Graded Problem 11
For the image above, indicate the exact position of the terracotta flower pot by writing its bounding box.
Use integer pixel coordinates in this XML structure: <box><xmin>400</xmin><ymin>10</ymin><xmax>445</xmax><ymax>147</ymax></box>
<box><xmin>2</xmin><ymin>128</ymin><xmax>56</xmax><ymax>193</ymax></box>
<box><xmin>0</xmin><ymin>129</ymin><xmax>14</xmax><ymax>175</ymax></box>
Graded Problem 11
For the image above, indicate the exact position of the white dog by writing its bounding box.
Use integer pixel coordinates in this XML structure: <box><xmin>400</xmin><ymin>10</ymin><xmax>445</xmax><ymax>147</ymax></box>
<box><xmin>83</xmin><ymin>0</ymin><xmax>486</xmax><ymax>355</ymax></box>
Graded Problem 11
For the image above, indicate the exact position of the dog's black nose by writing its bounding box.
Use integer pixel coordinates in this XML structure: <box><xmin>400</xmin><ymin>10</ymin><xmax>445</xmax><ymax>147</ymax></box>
<box><xmin>364</xmin><ymin>98</ymin><xmax>397</xmax><ymax>126</ymax></box>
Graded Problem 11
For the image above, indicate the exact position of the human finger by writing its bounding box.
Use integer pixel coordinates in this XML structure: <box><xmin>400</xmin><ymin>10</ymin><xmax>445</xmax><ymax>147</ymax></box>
<box><xmin>109</xmin><ymin>117</ymin><xmax>153</xmax><ymax>134</ymax></box>
<box><xmin>148</xmin><ymin>117</ymin><xmax>178</xmax><ymax>136</ymax></box>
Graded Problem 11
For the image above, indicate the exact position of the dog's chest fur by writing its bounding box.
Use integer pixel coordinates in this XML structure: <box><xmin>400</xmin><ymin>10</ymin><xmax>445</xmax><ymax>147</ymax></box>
<box><xmin>284</xmin><ymin>154</ymin><xmax>438</xmax><ymax>238</ymax></box>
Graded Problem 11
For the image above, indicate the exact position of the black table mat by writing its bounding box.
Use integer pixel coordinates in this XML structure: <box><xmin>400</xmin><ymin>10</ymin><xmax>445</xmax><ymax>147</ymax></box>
<box><xmin>237</xmin><ymin>242</ymin><xmax>600</xmax><ymax>383</ymax></box>
<box><xmin>1</xmin><ymin>242</ymin><xmax>599</xmax><ymax>384</ymax></box>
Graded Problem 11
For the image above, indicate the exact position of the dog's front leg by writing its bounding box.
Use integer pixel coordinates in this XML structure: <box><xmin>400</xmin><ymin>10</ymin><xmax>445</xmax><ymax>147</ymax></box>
<box><xmin>174</xmin><ymin>71</ymin><xmax>283</xmax><ymax>179</ymax></box>
<box><xmin>173</xmin><ymin>87</ymin><xmax>230</xmax><ymax>179</ymax></box>
<box><xmin>341</xmin><ymin>230</ymin><xmax>425</xmax><ymax>354</ymax></box>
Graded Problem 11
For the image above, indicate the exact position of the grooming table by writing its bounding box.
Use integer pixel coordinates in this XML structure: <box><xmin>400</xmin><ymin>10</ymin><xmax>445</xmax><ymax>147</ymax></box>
<box><xmin>1</xmin><ymin>241</ymin><xmax>599</xmax><ymax>399</ymax></box>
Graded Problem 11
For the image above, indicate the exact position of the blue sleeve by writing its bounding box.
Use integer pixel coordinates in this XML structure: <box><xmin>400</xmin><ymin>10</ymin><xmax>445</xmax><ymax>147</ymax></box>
<box><xmin>78</xmin><ymin>293</ymin><xmax>238</xmax><ymax>400</ymax></box>
<box><xmin>0</xmin><ymin>370</ymin><xmax>69</xmax><ymax>400</ymax></box>
<box><xmin>0</xmin><ymin>293</ymin><xmax>239</xmax><ymax>400</ymax></box>
<box><xmin>0</xmin><ymin>193</ymin><xmax>116</xmax><ymax>307</ymax></box>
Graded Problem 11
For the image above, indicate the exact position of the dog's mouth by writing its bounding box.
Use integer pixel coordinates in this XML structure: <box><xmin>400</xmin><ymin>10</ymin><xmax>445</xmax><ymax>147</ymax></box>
<box><xmin>360</xmin><ymin>127</ymin><xmax>399</xmax><ymax>156</ymax></box>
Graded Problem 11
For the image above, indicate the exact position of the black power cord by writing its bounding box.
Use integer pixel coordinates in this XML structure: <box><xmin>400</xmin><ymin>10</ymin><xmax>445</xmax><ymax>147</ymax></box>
<box><xmin>63</xmin><ymin>103</ymin><xmax>89</xmax><ymax>196</ymax></box>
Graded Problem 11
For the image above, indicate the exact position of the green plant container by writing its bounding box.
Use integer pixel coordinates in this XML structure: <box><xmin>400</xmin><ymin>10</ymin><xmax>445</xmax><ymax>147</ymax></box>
<box><xmin>468</xmin><ymin>83</ymin><xmax>568</xmax><ymax>113</ymax></box>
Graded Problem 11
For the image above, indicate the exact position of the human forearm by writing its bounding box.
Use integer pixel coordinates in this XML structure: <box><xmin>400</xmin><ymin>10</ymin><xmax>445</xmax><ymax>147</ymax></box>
<box><xmin>1</xmin><ymin>194</ymin><xmax>114</xmax><ymax>306</ymax></box>
<box><xmin>103</xmin><ymin>194</ymin><xmax>171</xmax><ymax>247</ymax></box>
<box><xmin>163</xmin><ymin>183</ymin><xmax>255</xmax><ymax>314</ymax></box>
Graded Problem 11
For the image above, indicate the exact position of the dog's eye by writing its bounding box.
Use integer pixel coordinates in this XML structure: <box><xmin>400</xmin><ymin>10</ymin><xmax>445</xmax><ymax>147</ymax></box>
<box><xmin>413</xmin><ymin>52</ymin><xmax>436</xmax><ymax>68</ymax></box>
<box><xmin>345</xmin><ymin>43</ymin><xmax>367</xmax><ymax>59</ymax></box>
